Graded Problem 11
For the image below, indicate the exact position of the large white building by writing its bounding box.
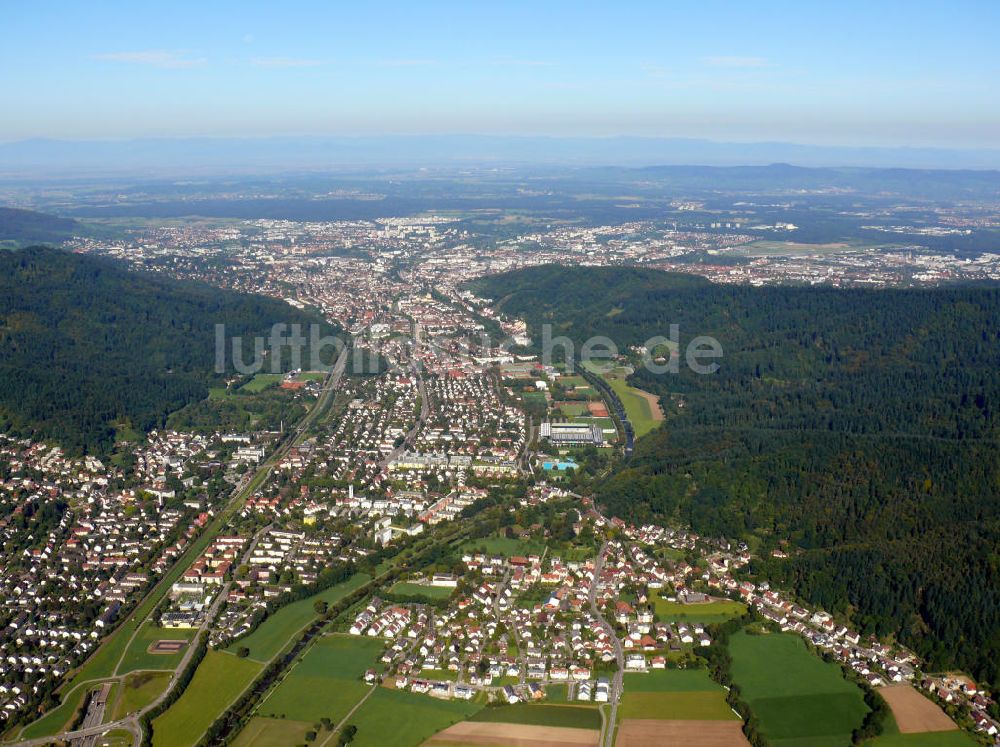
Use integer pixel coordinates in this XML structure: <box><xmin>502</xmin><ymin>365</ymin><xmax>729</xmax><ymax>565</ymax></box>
<box><xmin>540</xmin><ymin>422</ymin><xmax>604</xmax><ymax>446</ymax></box>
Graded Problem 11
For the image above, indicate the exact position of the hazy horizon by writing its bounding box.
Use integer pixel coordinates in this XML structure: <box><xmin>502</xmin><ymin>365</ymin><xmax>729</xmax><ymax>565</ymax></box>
<box><xmin>3</xmin><ymin>134</ymin><xmax>1000</xmax><ymax>178</ymax></box>
<box><xmin>4</xmin><ymin>1</ymin><xmax>999</xmax><ymax>151</ymax></box>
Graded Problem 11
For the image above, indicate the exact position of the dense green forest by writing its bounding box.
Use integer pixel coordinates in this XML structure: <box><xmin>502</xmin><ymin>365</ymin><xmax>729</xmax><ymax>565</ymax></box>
<box><xmin>471</xmin><ymin>264</ymin><xmax>1000</xmax><ymax>688</ymax></box>
<box><xmin>0</xmin><ymin>207</ymin><xmax>81</xmax><ymax>244</ymax></box>
<box><xmin>0</xmin><ymin>246</ymin><xmax>338</xmax><ymax>453</ymax></box>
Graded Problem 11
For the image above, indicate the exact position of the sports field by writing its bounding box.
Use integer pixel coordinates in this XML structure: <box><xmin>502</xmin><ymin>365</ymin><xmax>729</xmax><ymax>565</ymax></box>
<box><xmin>151</xmin><ymin>651</ymin><xmax>263</xmax><ymax>747</ymax></box>
<box><xmin>257</xmin><ymin>634</ymin><xmax>383</xmax><ymax>724</ymax></box>
<box><xmin>571</xmin><ymin>415</ymin><xmax>616</xmax><ymax>434</ymax></box>
<box><xmin>116</xmin><ymin>620</ymin><xmax>195</xmax><ymax>674</ymax></box>
<box><xmin>729</xmin><ymin>630</ymin><xmax>870</xmax><ymax>746</ymax></box>
<box><xmin>240</xmin><ymin>373</ymin><xmax>285</xmax><ymax>392</ymax></box>
<box><xmin>653</xmin><ymin>598</ymin><xmax>746</xmax><ymax>623</ymax></box>
<box><xmin>470</xmin><ymin>704</ymin><xmax>601</xmax><ymax>729</ymax></box>
<box><xmin>555</xmin><ymin>401</ymin><xmax>589</xmax><ymax>417</ymax></box>
<box><xmin>227</xmin><ymin>572</ymin><xmax>369</xmax><ymax>661</ymax></box>
<box><xmin>348</xmin><ymin>687</ymin><xmax>483</xmax><ymax>747</ymax></box>
<box><xmin>620</xmin><ymin>668</ymin><xmax>738</xmax><ymax>721</ymax></box>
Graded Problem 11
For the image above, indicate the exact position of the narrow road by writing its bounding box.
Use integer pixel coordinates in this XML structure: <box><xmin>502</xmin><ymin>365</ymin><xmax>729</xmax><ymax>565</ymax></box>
<box><xmin>316</xmin><ymin>684</ymin><xmax>376</xmax><ymax>747</ymax></box>
<box><xmin>589</xmin><ymin>542</ymin><xmax>624</xmax><ymax>747</ymax></box>
<box><xmin>379</xmin><ymin>362</ymin><xmax>429</xmax><ymax>470</ymax></box>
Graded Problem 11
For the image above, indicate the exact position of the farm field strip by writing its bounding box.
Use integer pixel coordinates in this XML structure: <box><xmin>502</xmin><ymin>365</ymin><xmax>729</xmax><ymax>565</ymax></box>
<box><xmin>346</xmin><ymin>687</ymin><xmax>482</xmax><ymax>747</ymax></box>
<box><xmin>150</xmin><ymin>651</ymin><xmax>263</xmax><ymax>747</ymax></box>
<box><xmin>879</xmin><ymin>684</ymin><xmax>960</xmax><ymax>734</ymax></box>
<box><xmin>728</xmin><ymin>631</ymin><xmax>870</xmax><ymax>745</ymax></box>
<box><xmin>226</xmin><ymin>572</ymin><xmax>370</xmax><ymax>661</ymax></box>
<box><xmin>615</xmin><ymin>719</ymin><xmax>751</xmax><ymax>747</ymax></box>
<box><xmin>425</xmin><ymin>720</ymin><xmax>600</xmax><ymax>746</ymax></box>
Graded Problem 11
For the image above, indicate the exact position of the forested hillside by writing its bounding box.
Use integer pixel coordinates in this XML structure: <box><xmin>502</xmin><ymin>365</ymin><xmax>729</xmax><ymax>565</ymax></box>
<box><xmin>0</xmin><ymin>207</ymin><xmax>81</xmax><ymax>244</ymax></box>
<box><xmin>471</xmin><ymin>265</ymin><xmax>1000</xmax><ymax>687</ymax></box>
<box><xmin>0</xmin><ymin>246</ymin><xmax>337</xmax><ymax>453</ymax></box>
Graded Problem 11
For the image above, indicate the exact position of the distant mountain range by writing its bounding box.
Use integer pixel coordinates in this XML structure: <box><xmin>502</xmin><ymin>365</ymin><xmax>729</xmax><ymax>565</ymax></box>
<box><xmin>2</xmin><ymin>135</ymin><xmax>1000</xmax><ymax>176</ymax></box>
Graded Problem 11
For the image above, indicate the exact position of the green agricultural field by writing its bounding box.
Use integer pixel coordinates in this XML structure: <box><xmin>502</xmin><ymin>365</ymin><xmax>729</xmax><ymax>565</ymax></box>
<box><xmin>258</xmin><ymin>635</ymin><xmax>383</xmax><ymax>724</ymax></box>
<box><xmin>297</xmin><ymin>635</ymin><xmax>384</xmax><ymax>680</ymax></box>
<box><xmin>116</xmin><ymin>621</ymin><xmax>195</xmax><ymax>674</ymax></box>
<box><xmin>228</xmin><ymin>572</ymin><xmax>370</xmax><ymax>661</ymax></box>
<box><xmin>417</xmin><ymin>668</ymin><xmax>459</xmax><ymax>681</ymax></box>
<box><xmin>620</xmin><ymin>667</ymin><xmax>738</xmax><ymax>721</ymax></box>
<box><xmin>653</xmin><ymin>598</ymin><xmax>747</xmax><ymax>623</ymax></box>
<box><xmin>729</xmin><ymin>630</ymin><xmax>870</xmax><ymax>746</ymax></box>
<box><xmin>546</xmin><ymin>683</ymin><xmax>569</xmax><ymax>702</ymax></box>
<box><xmin>151</xmin><ymin>651</ymin><xmax>263</xmax><ymax>747</ymax></box>
<box><xmin>348</xmin><ymin>687</ymin><xmax>482</xmax><ymax>747</ymax></box>
<box><xmin>623</xmin><ymin>667</ymin><xmax>721</xmax><ymax>692</ymax></box>
<box><xmin>866</xmin><ymin>733</ymin><xmax>978</xmax><ymax>746</ymax></box>
<box><xmin>580</xmin><ymin>360</ymin><xmax>662</xmax><ymax>437</ymax></box>
<box><xmin>18</xmin><ymin>681</ymin><xmax>95</xmax><ymax>740</ymax></box>
<box><xmin>607</xmin><ymin>378</ymin><xmax>661</xmax><ymax>438</ymax></box>
<box><xmin>232</xmin><ymin>717</ymin><xmax>317</xmax><ymax>747</ymax></box>
<box><xmin>390</xmin><ymin>581</ymin><xmax>455</xmax><ymax>599</ymax></box>
<box><xmin>471</xmin><ymin>703</ymin><xmax>601</xmax><ymax>729</ymax></box>
<box><xmin>112</xmin><ymin>671</ymin><xmax>171</xmax><ymax>720</ymax></box>
<box><xmin>619</xmin><ymin>691</ymin><xmax>736</xmax><ymax>720</ymax></box>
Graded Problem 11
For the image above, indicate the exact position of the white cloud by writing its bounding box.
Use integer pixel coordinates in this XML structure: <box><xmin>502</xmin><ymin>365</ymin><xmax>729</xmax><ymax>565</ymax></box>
<box><xmin>701</xmin><ymin>56</ymin><xmax>771</xmax><ymax>68</ymax></box>
<box><xmin>376</xmin><ymin>58</ymin><xmax>438</xmax><ymax>68</ymax></box>
<box><xmin>92</xmin><ymin>50</ymin><xmax>206</xmax><ymax>69</ymax></box>
<box><xmin>490</xmin><ymin>58</ymin><xmax>555</xmax><ymax>68</ymax></box>
<box><xmin>251</xmin><ymin>57</ymin><xmax>323</xmax><ymax>68</ymax></box>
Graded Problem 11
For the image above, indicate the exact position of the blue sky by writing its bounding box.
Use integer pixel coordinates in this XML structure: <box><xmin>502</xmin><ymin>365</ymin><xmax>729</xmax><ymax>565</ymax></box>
<box><xmin>2</xmin><ymin>0</ymin><xmax>998</xmax><ymax>147</ymax></box>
